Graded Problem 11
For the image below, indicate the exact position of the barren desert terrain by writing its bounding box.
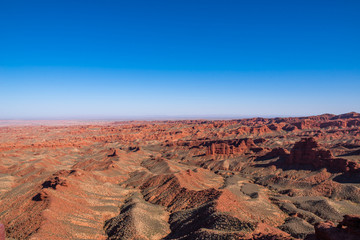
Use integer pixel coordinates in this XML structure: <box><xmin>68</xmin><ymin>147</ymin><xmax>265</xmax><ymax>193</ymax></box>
<box><xmin>1</xmin><ymin>113</ymin><xmax>360</xmax><ymax>240</ymax></box>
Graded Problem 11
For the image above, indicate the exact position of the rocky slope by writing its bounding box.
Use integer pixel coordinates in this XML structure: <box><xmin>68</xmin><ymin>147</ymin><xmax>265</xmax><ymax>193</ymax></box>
<box><xmin>0</xmin><ymin>112</ymin><xmax>359</xmax><ymax>239</ymax></box>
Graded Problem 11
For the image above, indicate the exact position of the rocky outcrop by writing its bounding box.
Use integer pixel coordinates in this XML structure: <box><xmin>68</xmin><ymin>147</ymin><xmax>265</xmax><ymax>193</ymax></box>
<box><xmin>331</xmin><ymin>112</ymin><xmax>360</xmax><ymax>120</ymax></box>
<box><xmin>31</xmin><ymin>170</ymin><xmax>73</xmax><ymax>202</ymax></box>
<box><xmin>107</xmin><ymin>148</ymin><xmax>118</xmax><ymax>157</ymax></box>
<box><xmin>41</xmin><ymin>171</ymin><xmax>71</xmax><ymax>189</ymax></box>
<box><xmin>320</xmin><ymin>120</ymin><xmax>347</xmax><ymax>129</ymax></box>
<box><xmin>287</xmin><ymin>138</ymin><xmax>360</xmax><ymax>172</ymax></box>
<box><xmin>206</xmin><ymin>138</ymin><xmax>256</xmax><ymax>155</ymax></box>
<box><xmin>140</xmin><ymin>173</ymin><xmax>222</xmax><ymax>212</ymax></box>
<box><xmin>104</xmin><ymin>193</ymin><xmax>170</xmax><ymax>240</ymax></box>
<box><xmin>315</xmin><ymin>215</ymin><xmax>360</xmax><ymax>240</ymax></box>
<box><xmin>288</xmin><ymin>137</ymin><xmax>332</xmax><ymax>164</ymax></box>
<box><xmin>261</xmin><ymin>147</ymin><xmax>290</xmax><ymax>159</ymax></box>
<box><xmin>293</xmin><ymin>120</ymin><xmax>315</xmax><ymax>130</ymax></box>
<box><xmin>338</xmin><ymin>215</ymin><xmax>360</xmax><ymax>231</ymax></box>
<box><xmin>128</xmin><ymin>146</ymin><xmax>140</xmax><ymax>152</ymax></box>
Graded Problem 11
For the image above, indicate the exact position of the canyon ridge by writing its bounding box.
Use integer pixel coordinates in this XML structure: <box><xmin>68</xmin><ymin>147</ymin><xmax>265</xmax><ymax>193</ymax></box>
<box><xmin>0</xmin><ymin>112</ymin><xmax>360</xmax><ymax>240</ymax></box>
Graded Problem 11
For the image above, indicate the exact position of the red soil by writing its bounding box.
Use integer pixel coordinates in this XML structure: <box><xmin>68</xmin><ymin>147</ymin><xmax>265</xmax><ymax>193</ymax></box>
<box><xmin>0</xmin><ymin>112</ymin><xmax>360</xmax><ymax>239</ymax></box>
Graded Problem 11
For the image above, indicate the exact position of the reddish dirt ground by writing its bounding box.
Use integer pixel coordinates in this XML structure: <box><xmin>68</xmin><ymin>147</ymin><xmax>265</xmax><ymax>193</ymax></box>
<box><xmin>0</xmin><ymin>112</ymin><xmax>360</xmax><ymax>239</ymax></box>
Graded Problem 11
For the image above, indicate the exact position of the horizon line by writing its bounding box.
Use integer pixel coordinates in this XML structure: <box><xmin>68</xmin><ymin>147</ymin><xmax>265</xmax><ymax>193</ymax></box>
<box><xmin>0</xmin><ymin>112</ymin><xmax>357</xmax><ymax>122</ymax></box>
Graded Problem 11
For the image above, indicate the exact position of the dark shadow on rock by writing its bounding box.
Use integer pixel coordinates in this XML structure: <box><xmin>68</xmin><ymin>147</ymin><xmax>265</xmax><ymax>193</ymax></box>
<box><xmin>254</xmin><ymin>157</ymin><xmax>337</xmax><ymax>173</ymax></box>
<box><xmin>193</xmin><ymin>154</ymin><xmax>206</xmax><ymax>157</ymax></box>
<box><xmin>333</xmin><ymin>173</ymin><xmax>360</xmax><ymax>184</ymax></box>
<box><xmin>189</xmin><ymin>146</ymin><xmax>200</xmax><ymax>149</ymax></box>
<box><xmin>339</xmin><ymin>149</ymin><xmax>360</xmax><ymax>157</ymax></box>
<box><xmin>304</xmin><ymin>233</ymin><xmax>317</xmax><ymax>240</ymax></box>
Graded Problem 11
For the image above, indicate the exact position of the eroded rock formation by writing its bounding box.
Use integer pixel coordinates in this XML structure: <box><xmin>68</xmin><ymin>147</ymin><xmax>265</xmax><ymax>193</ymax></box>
<box><xmin>287</xmin><ymin>138</ymin><xmax>360</xmax><ymax>172</ymax></box>
<box><xmin>0</xmin><ymin>113</ymin><xmax>360</xmax><ymax>239</ymax></box>
<box><xmin>315</xmin><ymin>215</ymin><xmax>360</xmax><ymax>240</ymax></box>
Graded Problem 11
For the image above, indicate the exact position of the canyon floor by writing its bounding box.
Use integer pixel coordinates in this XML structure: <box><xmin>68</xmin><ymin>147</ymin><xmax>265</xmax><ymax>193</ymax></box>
<box><xmin>1</xmin><ymin>113</ymin><xmax>360</xmax><ymax>240</ymax></box>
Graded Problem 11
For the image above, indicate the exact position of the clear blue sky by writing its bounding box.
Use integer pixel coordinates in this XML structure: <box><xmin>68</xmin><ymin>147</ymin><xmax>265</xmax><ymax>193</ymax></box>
<box><xmin>0</xmin><ymin>0</ymin><xmax>359</xmax><ymax>119</ymax></box>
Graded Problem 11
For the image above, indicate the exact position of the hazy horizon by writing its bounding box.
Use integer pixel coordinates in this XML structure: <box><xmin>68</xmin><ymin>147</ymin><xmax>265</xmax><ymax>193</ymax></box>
<box><xmin>1</xmin><ymin>1</ymin><xmax>359</xmax><ymax>119</ymax></box>
<box><xmin>1</xmin><ymin>111</ymin><xmax>358</xmax><ymax>122</ymax></box>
